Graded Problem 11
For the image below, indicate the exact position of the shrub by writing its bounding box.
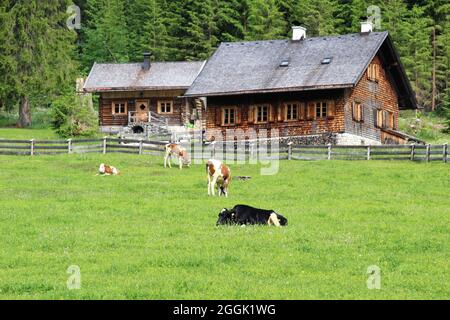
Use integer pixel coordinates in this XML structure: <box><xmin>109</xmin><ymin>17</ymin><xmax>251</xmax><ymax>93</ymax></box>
<box><xmin>51</xmin><ymin>91</ymin><xmax>98</xmax><ymax>138</ymax></box>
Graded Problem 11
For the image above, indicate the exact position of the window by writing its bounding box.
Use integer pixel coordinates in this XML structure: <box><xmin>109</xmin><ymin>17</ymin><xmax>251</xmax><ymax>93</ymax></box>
<box><xmin>376</xmin><ymin>109</ymin><xmax>394</xmax><ymax>129</ymax></box>
<box><xmin>321</xmin><ymin>57</ymin><xmax>333</xmax><ymax>65</ymax></box>
<box><xmin>280</xmin><ymin>59</ymin><xmax>290</xmax><ymax>67</ymax></box>
<box><xmin>285</xmin><ymin>103</ymin><xmax>299</xmax><ymax>121</ymax></box>
<box><xmin>256</xmin><ymin>105</ymin><xmax>269</xmax><ymax>123</ymax></box>
<box><xmin>352</xmin><ymin>102</ymin><xmax>363</xmax><ymax>122</ymax></box>
<box><xmin>368</xmin><ymin>63</ymin><xmax>379</xmax><ymax>82</ymax></box>
<box><xmin>158</xmin><ymin>101</ymin><xmax>173</xmax><ymax>114</ymax></box>
<box><xmin>222</xmin><ymin>107</ymin><xmax>236</xmax><ymax>126</ymax></box>
<box><xmin>316</xmin><ymin>102</ymin><xmax>328</xmax><ymax>118</ymax></box>
<box><xmin>112</xmin><ymin>102</ymin><xmax>127</xmax><ymax>115</ymax></box>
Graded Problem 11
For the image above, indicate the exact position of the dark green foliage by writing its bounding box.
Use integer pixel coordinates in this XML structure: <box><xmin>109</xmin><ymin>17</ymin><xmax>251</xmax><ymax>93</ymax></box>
<box><xmin>245</xmin><ymin>0</ymin><xmax>286</xmax><ymax>40</ymax></box>
<box><xmin>0</xmin><ymin>0</ymin><xmax>78</xmax><ymax>127</ymax></box>
<box><xmin>0</xmin><ymin>0</ymin><xmax>449</xmax><ymax>128</ymax></box>
<box><xmin>51</xmin><ymin>91</ymin><xmax>98</xmax><ymax>138</ymax></box>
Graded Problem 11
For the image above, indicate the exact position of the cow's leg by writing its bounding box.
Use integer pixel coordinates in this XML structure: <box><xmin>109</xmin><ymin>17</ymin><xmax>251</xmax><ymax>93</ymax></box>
<box><xmin>168</xmin><ymin>154</ymin><xmax>172</xmax><ymax>168</ymax></box>
<box><xmin>207</xmin><ymin>175</ymin><xmax>212</xmax><ymax>196</ymax></box>
<box><xmin>164</xmin><ymin>153</ymin><xmax>168</xmax><ymax>168</ymax></box>
<box><xmin>179</xmin><ymin>157</ymin><xmax>183</xmax><ymax>170</ymax></box>
<box><xmin>210</xmin><ymin>175</ymin><xmax>218</xmax><ymax>196</ymax></box>
<box><xmin>268</xmin><ymin>213</ymin><xmax>281</xmax><ymax>227</ymax></box>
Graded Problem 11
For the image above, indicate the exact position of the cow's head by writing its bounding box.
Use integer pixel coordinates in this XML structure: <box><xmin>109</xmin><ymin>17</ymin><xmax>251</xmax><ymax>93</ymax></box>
<box><xmin>180</xmin><ymin>151</ymin><xmax>191</xmax><ymax>166</ymax></box>
<box><xmin>216</xmin><ymin>208</ymin><xmax>234</xmax><ymax>226</ymax></box>
<box><xmin>99</xmin><ymin>163</ymin><xmax>105</xmax><ymax>173</ymax></box>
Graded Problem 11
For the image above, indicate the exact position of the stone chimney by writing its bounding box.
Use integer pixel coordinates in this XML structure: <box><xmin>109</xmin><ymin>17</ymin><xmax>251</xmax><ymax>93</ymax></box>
<box><xmin>292</xmin><ymin>26</ymin><xmax>307</xmax><ymax>41</ymax></box>
<box><xmin>360</xmin><ymin>21</ymin><xmax>373</xmax><ymax>33</ymax></box>
<box><xmin>142</xmin><ymin>52</ymin><xmax>152</xmax><ymax>70</ymax></box>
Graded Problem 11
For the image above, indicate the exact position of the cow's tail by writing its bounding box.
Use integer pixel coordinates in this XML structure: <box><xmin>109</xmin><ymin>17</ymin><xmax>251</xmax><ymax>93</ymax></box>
<box><xmin>277</xmin><ymin>214</ymin><xmax>288</xmax><ymax>226</ymax></box>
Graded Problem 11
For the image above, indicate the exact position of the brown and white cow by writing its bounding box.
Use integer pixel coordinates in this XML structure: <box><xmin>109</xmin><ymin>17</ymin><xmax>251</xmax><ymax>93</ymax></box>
<box><xmin>164</xmin><ymin>143</ymin><xmax>191</xmax><ymax>170</ymax></box>
<box><xmin>206</xmin><ymin>159</ymin><xmax>231</xmax><ymax>197</ymax></box>
<box><xmin>98</xmin><ymin>163</ymin><xmax>120</xmax><ymax>176</ymax></box>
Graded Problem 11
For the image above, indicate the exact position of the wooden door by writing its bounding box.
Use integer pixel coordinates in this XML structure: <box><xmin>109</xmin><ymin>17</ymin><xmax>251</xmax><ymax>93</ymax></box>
<box><xmin>136</xmin><ymin>100</ymin><xmax>149</xmax><ymax>122</ymax></box>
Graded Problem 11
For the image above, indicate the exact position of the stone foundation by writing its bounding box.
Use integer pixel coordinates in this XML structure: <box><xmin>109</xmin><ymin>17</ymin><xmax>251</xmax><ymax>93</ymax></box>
<box><xmin>335</xmin><ymin>133</ymin><xmax>381</xmax><ymax>146</ymax></box>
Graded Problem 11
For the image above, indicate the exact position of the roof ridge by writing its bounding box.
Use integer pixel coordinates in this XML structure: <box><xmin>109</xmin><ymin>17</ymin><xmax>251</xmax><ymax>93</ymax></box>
<box><xmin>93</xmin><ymin>60</ymin><xmax>206</xmax><ymax>66</ymax></box>
<box><xmin>221</xmin><ymin>31</ymin><xmax>388</xmax><ymax>46</ymax></box>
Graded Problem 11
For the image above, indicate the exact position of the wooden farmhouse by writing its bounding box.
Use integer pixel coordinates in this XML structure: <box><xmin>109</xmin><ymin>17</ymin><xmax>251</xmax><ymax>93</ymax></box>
<box><xmin>83</xmin><ymin>53</ymin><xmax>206</xmax><ymax>136</ymax></box>
<box><xmin>84</xmin><ymin>23</ymin><xmax>420</xmax><ymax>145</ymax></box>
<box><xmin>185</xmin><ymin>24</ymin><xmax>420</xmax><ymax>145</ymax></box>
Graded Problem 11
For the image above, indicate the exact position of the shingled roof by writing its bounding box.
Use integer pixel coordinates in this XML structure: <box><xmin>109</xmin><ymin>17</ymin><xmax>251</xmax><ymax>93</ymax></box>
<box><xmin>84</xmin><ymin>61</ymin><xmax>206</xmax><ymax>92</ymax></box>
<box><xmin>185</xmin><ymin>31</ymin><xmax>416</xmax><ymax>108</ymax></box>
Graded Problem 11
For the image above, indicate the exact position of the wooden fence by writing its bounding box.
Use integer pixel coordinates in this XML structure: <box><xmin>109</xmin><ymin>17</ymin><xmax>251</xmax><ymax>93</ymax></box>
<box><xmin>0</xmin><ymin>138</ymin><xmax>447</xmax><ymax>163</ymax></box>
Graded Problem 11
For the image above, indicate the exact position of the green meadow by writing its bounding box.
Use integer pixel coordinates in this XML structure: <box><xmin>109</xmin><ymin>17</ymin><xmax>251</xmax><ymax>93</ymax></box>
<box><xmin>0</xmin><ymin>154</ymin><xmax>448</xmax><ymax>299</ymax></box>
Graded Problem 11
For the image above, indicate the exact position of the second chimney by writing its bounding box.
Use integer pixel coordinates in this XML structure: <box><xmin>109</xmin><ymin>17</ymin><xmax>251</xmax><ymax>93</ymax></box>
<box><xmin>142</xmin><ymin>52</ymin><xmax>151</xmax><ymax>70</ymax></box>
<box><xmin>292</xmin><ymin>26</ymin><xmax>307</xmax><ymax>41</ymax></box>
<box><xmin>360</xmin><ymin>21</ymin><xmax>373</xmax><ymax>33</ymax></box>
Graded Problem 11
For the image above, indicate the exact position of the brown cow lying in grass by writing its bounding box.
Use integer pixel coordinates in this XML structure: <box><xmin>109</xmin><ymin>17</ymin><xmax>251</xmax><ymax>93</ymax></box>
<box><xmin>164</xmin><ymin>143</ymin><xmax>191</xmax><ymax>170</ymax></box>
<box><xmin>206</xmin><ymin>159</ymin><xmax>231</xmax><ymax>197</ymax></box>
<box><xmin>98</xmin><ymin>163</ymin><xmax>120</xmax><ymax>176</ymax></box>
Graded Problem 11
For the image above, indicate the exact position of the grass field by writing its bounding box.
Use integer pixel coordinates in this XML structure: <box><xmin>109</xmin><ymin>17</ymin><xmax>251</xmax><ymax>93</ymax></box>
<box><xmin>0</xmin><ymin>154</ymin><xmax>449</xmax><ymax>300</ymax></box>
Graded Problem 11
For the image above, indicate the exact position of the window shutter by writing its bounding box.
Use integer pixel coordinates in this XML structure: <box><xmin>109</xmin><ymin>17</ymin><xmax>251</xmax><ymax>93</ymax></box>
<box><xmin>389</xmin><ymin>112</ymin><xmax>394</xmax><ymax>129</ymax></box>
<box><xmin>360</xmin><ymin>104</ymin><xmax>364</xmax><ymax>122</ymax></box>
<box><xmin>307</xmin><ymin>102</ymin><xmax>316</xmax><ymax>120</ymax></box>
<box><xmin>352</xmin><ymin>102</ymin><xmax>356</xmax><ymax>121</ymax></box>
<box><xmin>277</xmin><ymin>105</ymin><xmax>284</xmax><ymax>122</ymax></box>
<box><xmin>235</xmin><ymin>107</ymin><xmax>241</xmax><ymax>125</ymax></box>
<box><xmin>299</xmin><ymin>103</ymin><xmax>306</xmax><ymax>120</ymax></box>
<box><xmin>373</xmin><ymin>109</ymin><xmax>379</xmax><ymax>127</ymax></box>
<box><xmin>215</xmin><ymin>108</ymin><xmax>222</xmax><ymax>126</ymax></box>
<box><xmin>327</xmin><ymin>100</ymin><xmax>335</xmax><ymax>117</ymax></box>
<box><xmin>269</xmin><ymin>105</ymin><xmax>275</xmax><ymax>122</ymax></box>
<box><xmin>247</xmin><ymin>106</ymin><xmax>254</xmax><ymax>124</ymax></box>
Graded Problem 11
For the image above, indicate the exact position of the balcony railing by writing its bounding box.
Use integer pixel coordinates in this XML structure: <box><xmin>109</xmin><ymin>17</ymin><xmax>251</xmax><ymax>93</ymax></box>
<box><xmin>128</xmin><ymin>111</ymin><xmax>169</xmax><ymax>130</ymax></box>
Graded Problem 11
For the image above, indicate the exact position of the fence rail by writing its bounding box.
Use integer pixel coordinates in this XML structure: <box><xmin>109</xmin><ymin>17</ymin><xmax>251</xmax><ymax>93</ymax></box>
<box><xmin>0</xmin><ymin>137</ymin><xmax>447</xmax><ymax>163</ymax></box>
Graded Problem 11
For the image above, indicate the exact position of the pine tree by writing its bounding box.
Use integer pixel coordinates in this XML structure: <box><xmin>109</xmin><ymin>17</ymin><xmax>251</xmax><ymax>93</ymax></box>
<box><xmin>174</xmin><ymin>0</ymin><xmax>219</xmax><ymax>61</ymax></box>
<box><xmin>400</xmin><ymin>6</ymin><xmax>433</xmax><ymax>109</ymax></box>
<box><xmin>3</xmin><ymin>0</ymin><xmax>78</xmax><ymax>127</ymax></box>
<box><xmin>245</xmin><ymin>0</ymin><xmax>287</xmax><ymax>40</ymax></box>
<box><xmin>82</xmin><ymin>0</ymin><xmax>130</xmax><ymax>70</ymax></box>
<box><xmin>425</xmin><ymin>0</ymin><xmax>449</xmax><ymax>111</ymax></box>
<box><xmin>140</xmin><ymin>0</ymin><xmax>172</xmax><ymax>61</ymax></box>
<box><xmin>216</xmin><ymin>0</ymin><xmax>246</xmax><ymax>42</ymax></box>
<box><xmin>334</xmin><ymin>0</ymin><xmax>368</xmax><ymax>34</ymax></box>
<box><xmin>0</xmin><ymin>0</ymin><xmax>17</xmax><ymax>111</ymax></box>
<box><xmin>291</xmin><ymin>0</ymin><xmax>337</xmax><ymax>37</ymax></box>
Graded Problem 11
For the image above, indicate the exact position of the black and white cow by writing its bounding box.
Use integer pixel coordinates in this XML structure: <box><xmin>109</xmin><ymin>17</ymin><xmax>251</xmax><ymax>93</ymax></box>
<box><xmin>216</xmin><ymin>205</ymin><xmax>288</xmax><ymax>227</ymax></box>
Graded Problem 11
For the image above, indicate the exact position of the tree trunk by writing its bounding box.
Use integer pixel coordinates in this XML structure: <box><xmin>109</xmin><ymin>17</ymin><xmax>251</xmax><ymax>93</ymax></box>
<box><xmin>18</xmin><ymin>96</ymin><xmax>31</xmax><ymax>128</ymax></box>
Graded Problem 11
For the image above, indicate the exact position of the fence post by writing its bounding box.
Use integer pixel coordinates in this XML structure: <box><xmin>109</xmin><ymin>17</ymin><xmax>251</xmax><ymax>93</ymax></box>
<box><xmin>287</xmin><ymin>142</ymin><xmax>292</xmax><ymax>160</ymax></box>
<box><xmin>67</xmin><ymin>139</ymin><xmax>72</xmax><ymax>154</ymax></box>
<box><xmin>30</xmin><ymin>139</ymin><xmax>35</xmax><ymax>156</ymax></box>
<box><xmin>250</xmin><ymin>142</ymin><xmax>254</xmax><ymax>160</ymax></box>
<box><xmin>139</xmin><ymin>139</ymin><xmax>143</xmax><ymax>155</ymax></box>
<box><xmin>103</xmin><ymin>136</ymin><xmax>107</xmax><ymax>154</ymax></box>
<box><xmin>367</xmin><ymin>145</ymin><xmax>371</xmax><ymax>161</ymax></box>
<box><xmin>327</xmin><ymin>143</ymin><xmax>332</xmax><ymax>160</ymax></box>
<box><xmin>426</xmin><ymin>144</ymin><xmax>431</xmax><ymax>162</ymax></box>
<box><xmin>410</xmin><ymin>144</ymin><xmax>415</xmax><ymax>161</ymax></box>
<box><xmin>443</xmin><ymin>143</ymin><xmax>448</xmax><ymax>163</ymax></box>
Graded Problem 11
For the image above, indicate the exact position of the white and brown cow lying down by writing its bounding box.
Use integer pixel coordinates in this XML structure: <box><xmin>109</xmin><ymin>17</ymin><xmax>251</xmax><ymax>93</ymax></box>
<box><xmin>164</xmin><ymin>143</ymin><xmax>191</xmax><ymax>169</ymax></box>
<box><xmin>217</xmin><ymin>205</ymin><xmax>288</xmax><ymax>227</ymax></box>
<box><xmin>206</xmin><ymin>159</ymin><xmax>231</xmax><ymax>197</ymax></box>
<box><xmin>98</xmin><ymin>163</ymin><xmax>120</xmax><ymax>176</ymax></box>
